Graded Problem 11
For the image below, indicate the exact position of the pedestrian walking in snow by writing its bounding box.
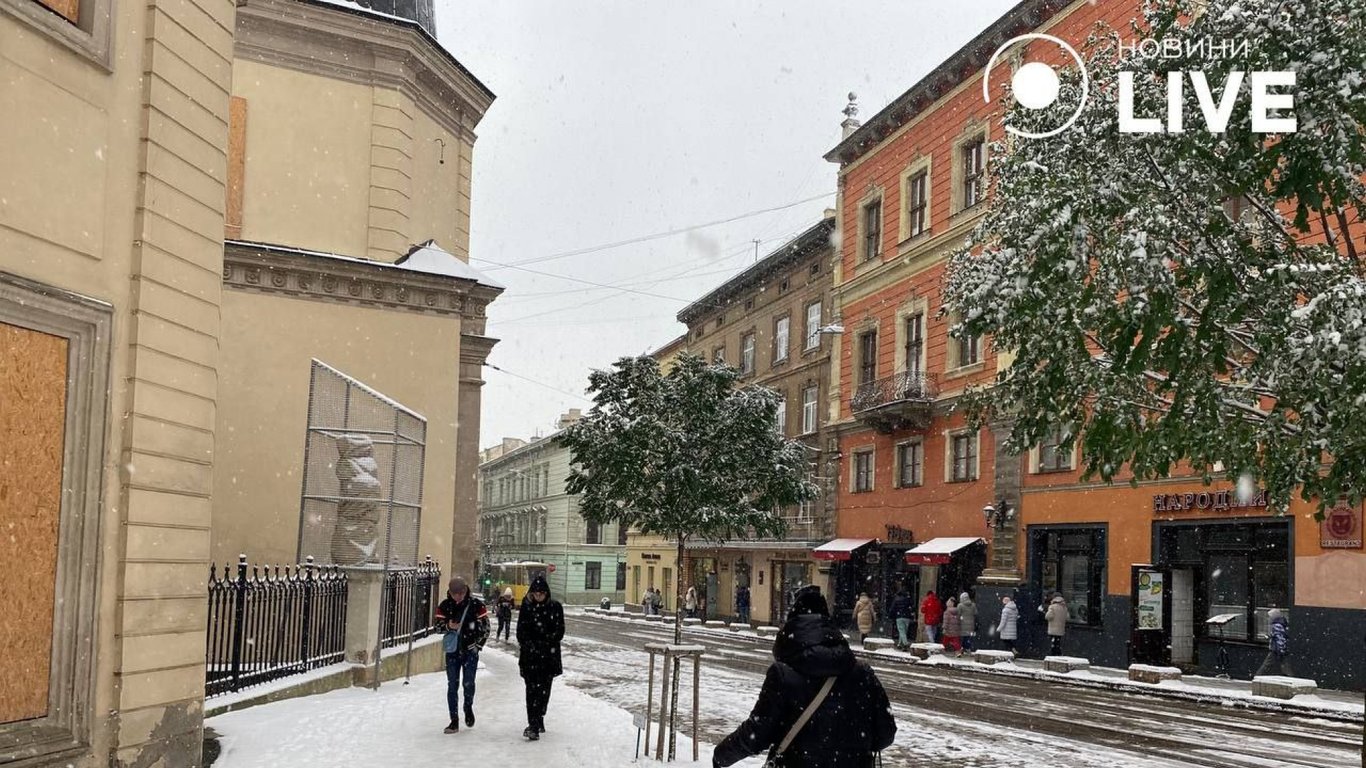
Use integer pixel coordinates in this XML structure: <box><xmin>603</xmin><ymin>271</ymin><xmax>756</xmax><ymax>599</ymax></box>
<box><xmin>736</xmin><ymin>584</ymin><xmax>752</xmax><ymax>625</ymax></box>
<box><xmin>998</xmin><ymin>595</ymin><xmax>1019</xmax><ymax>655</ymax></box>
<box><xmin>958</xmin><ymin>592</ymin><xmax>977</xmax><ymax>653</ymax></box>
<box><xmin>853</xmin><ymin>592</ymin><xmax>877</xmax><ymax>644</ymax></box>
<box><xmin>685</xmin><ymin>585</ymin><xmax>698</xmax><ymax>618</ymax></box>
<box><xmin>1043</xmin><ymin>593</ymin><xmax>1067</xmax><ymax>656</ymax></box>
<box><xmin>495</xmin><ymin>588</ymin><xmax>515</xmax><ymax>642</ymax></box>
<box><xmin>653</xmin><ymin>588</ymin><xmax>664</xmax><ymax>615</ymax></box>
<box><xmin>435</xmin><ymin>576</ymin><xmax>490</xmax><ymax>733</ymax></box>
<box><xmin>943</xmin><ymin>597</ymin><xmax>963</xmax><ymax>655</ymax></box>
<box><xmin>1255</xmin><ymin>608</ymin><xmax>1294</xmax><ymax>677</ymax></box>
<box><xmin>714</xmin><ymin>586</ymin><xmax>896</xmax><ymax>768</ymax></box>
<box><xmin>890</xmin><ymin>588</ymin><xmax>916</xmax><ymax>650</ymax></box>
<box><xmin>516</xmin><ymin>575</ymin><xmax>564</xmax><ymax>740</ymax></box>
<box><xmin>921</xmin><ymin>589</ymin><xmax>944</xmax><ymax>644</ymax></box>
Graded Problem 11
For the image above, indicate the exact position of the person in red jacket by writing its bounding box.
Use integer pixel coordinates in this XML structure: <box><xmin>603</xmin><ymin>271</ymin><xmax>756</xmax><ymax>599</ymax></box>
<box><xmin>920</xmin><ymin>589</ymin><xmax>944</xmax><ymax>644</ymax></box>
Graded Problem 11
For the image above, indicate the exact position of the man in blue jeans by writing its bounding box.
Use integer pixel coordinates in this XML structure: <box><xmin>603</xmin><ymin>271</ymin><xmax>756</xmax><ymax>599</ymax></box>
<box><xmin>435</xmin><ymin>576</ymin><xmax>489</xmax><ymax>733</ymax></box>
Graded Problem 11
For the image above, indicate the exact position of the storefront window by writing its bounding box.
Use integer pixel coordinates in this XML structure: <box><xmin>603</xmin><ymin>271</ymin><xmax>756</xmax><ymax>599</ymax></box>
<box><xmin>1032</xmin><ymin>526</ymin><xmax>1104</xmax><ymax>626</ymax></box>
<box><xmin>1158</xmin><ymin>520</ymin><xmax>1290</xmax><ymax>642</ymax></box>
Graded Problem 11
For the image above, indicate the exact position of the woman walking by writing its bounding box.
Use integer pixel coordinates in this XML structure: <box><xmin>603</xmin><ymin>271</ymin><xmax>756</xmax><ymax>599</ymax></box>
<box><xmin>853</xmin><ymin>592</ymin><xmax>877</xmax><ymax>645</ymax></box>
<box><xmin>685</xmin><ymin>585</ymin><xmax>698</xmax><ymax>619</ymax></box>
<box><xmin>958</xmin><ymin>592</ymin><xmax>977</xmax><ymax>653</ymax></box>
<box><xmin>516</xmin><ymin>576</ymin><xmax>564</xmax><ymax>740</ymax></box>
<box><xmin>998</xmin><ymin>595</ymin><xmax>1020</xmax><ymax>655</ymax></box>
<box><xmin>714</xmin><ymin>586</ymin><xmax>896</xmax><ymax>768</ymax></box>
<box><xmin>920</xmin><ymin>589</ymin><xmax>944</xmax><ymax>643</ymax></box>
<box><xmin>942</xmin><ymin>597</ymin><xmax>963</xmax><ymax>656</ymax></box>
<box><xmin>1043</xmin><ymin>593</ymin><xmax>1068</xmax><ymax>656</ymax></box>
<box><xmin>495</xmin><ymin>587</ymin><xmax>515</xmax><ymax>642</ymax></box>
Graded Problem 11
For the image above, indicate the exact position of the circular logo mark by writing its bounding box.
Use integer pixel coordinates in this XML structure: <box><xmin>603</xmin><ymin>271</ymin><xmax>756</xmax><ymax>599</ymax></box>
<box><xmin>984</xmin><ymin>33</ymin><xmax>1091</xmax><ymax>139</ymax></box>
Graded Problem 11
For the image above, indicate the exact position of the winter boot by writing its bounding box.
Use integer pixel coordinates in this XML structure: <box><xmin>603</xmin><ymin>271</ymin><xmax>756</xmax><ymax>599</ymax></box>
<box><xmin>465</xmin><ymin>710</ymin><xmax>475</xmax><ymax>728</ymax></box>
<box><xmin>443</xmin><ymin>720</ymin><xmax>459</xmax><ymax>734</ymax></box>
<box><xmin>523</xmin><ymin>725</ymin><xmax>539</xmax><ymax>741</ymax></box>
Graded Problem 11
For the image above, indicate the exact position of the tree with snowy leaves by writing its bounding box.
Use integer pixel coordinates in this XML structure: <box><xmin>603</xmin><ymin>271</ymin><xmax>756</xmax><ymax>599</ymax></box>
<box><xmin>945</xmin><ymin>0</ymin><xmax>1366</xmax><ymax>517</ymax></box>
<box><xmin>558</xmin><ymin>353</ymin><xmax>816</xmax><ymax>644</ymax></box>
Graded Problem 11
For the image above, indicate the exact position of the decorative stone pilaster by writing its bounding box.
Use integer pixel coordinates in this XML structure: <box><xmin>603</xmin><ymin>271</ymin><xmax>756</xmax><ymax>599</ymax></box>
<box><xmin>341</xmin><ymin>566</ymin><xmax>388</xmax><ymax>676</ymax></box>
<box><xmin>982</xmin><ymin>416</ymin><xmax>1023</xmax><ymax>584</ymax></box>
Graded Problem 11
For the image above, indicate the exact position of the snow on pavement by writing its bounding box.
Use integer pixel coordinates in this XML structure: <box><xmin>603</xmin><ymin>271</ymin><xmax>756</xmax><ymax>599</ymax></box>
<box><xmin>208</xmin><ymin>647</ymin><xmax>714</xmax><ymax>768</ymax></box>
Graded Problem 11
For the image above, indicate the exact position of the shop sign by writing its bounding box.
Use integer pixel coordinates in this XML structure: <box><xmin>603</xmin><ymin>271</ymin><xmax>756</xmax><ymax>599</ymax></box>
<box><xmin>884</xmin><ymin>525</ymin><xmax>914</xmax><ymax>545</ymax></box>
<box><xmin>1321</xmin><ymin>503</ymin><xmax>1364</xmax><ymax>549</ymax></box>
<box><xmin>1136</xmin><ymin>570</ymin><xmax>1164</xmax><ymax>630</ymax></box>
<box><xmin>1152</xmin><ymin>488</ymin><xmax>1267</xmax><ymax>514</ymax></box>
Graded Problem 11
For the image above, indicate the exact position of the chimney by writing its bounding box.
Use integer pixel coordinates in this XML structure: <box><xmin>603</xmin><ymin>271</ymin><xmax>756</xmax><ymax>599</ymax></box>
<box><xmin>556</xmin><ymin>408</ymin><xmax>584</xmax><ymax>429</ymax></box>
<box><xmin>823</xmin><ymin>207</ymin><xmax>836</xmax><ymax>219</ymax></box>
<box><xmin>840</xmin><ymin>92</ymin><xmax>861</xmax><ymax>139</ymax></box>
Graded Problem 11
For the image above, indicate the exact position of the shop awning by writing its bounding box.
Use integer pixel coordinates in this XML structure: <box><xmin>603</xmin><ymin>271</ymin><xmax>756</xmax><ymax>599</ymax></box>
<box><xmin>903</xmin><ymin>537</ymin><xmax>984</xmax><ymax>565</ymax></box>
<box><xmin>812</xmin><ymin>538</ymin><xmax>875</xmax><ymax>561</ymax></box>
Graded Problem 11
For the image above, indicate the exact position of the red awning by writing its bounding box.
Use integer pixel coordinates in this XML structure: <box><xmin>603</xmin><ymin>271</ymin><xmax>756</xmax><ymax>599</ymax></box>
<box><xmin>903</xmin><ymin>537</ymin><xmax>984</xmax><ymax>566</ymax></box>
<box><xmin>812</xmin><ymin>538</ymin><xmax>875</xmax><ymax>561</ymax></box>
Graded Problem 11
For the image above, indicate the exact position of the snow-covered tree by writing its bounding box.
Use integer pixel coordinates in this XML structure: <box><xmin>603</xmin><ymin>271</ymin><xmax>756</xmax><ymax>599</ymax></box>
<box><xmin>945</xmin><ymin>0</ymin><xmax>1366</xmax><ymax>515</ymax></box>
<box><xmin>558</xmin><ymin>353</ymin><xmax>816</xmax><ymax>644</ymax></box>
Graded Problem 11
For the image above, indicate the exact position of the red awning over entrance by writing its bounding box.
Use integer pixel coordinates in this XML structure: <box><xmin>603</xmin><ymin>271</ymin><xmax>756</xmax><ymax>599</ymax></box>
<box><xmin>812</xmin><ymin>538</ymin><xmax>875</xmax><ymax>561</ymax></box>
<box><xmin>903</xmin><ymin>537</ymin><xmax>984</xmax><ymax>565</ymax></box>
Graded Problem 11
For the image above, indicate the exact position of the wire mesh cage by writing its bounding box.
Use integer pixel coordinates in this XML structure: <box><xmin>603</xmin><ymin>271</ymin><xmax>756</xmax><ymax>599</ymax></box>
<box><xmin>297</xmin><ymin>360</ymin><xmax>427</xmax><ymax>569</ymax></box>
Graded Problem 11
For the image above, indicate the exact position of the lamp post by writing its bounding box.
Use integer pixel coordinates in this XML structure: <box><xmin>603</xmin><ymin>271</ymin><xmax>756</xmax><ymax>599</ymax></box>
<box><xmin>982</xmin><ymin>499</ymin><xmax>1014</xmax><ymax>529</ymax></box>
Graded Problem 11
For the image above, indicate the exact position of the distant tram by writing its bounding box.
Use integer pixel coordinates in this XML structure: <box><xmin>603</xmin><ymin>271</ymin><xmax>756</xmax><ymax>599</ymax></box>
<box><xmin>488</xmin><ymin>560</ymin><xmax>550</xmax><ymax>603</ymax></box>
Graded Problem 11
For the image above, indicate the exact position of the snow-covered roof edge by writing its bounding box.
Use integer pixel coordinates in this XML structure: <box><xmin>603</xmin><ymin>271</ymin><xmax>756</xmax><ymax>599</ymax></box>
<box><xmin>226</xmin><ymin>239</ymin><xmax>504</xmax><ymax>293</ymax></box>
<box><xmin>398</xmin><ymin>240</ymin><xmax>505</xmax><ymax>290</ymax></box>
<box><xmin>311</xmin><ymin>358</ymin><xmax>427</xmax><ymax>421</ymax></box>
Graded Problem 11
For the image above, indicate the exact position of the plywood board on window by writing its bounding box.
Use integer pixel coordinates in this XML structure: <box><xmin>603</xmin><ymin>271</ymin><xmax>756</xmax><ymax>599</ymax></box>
<box><xmin>0</xmin><ymin>320</ymin><xmax>68</xmax><ymax>724</ymax></box>
<box><xmin>34</xmin><ymin>0</ymin><xmax>78</xmax><ymax>23</ymax></box>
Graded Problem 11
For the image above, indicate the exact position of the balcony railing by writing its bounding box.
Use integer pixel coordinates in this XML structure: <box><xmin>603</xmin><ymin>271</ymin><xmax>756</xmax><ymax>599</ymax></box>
<box><xmin>851</xmin><ymin>371</ymin><xmax>938</xmax><ymax>433</ymax></box>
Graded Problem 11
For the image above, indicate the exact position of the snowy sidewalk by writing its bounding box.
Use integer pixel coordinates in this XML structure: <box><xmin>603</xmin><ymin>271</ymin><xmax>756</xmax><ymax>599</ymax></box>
<box><xmin>207</xmin><ymin>646</ymin><xmax>716</xmax><ymax>767</ymax></box>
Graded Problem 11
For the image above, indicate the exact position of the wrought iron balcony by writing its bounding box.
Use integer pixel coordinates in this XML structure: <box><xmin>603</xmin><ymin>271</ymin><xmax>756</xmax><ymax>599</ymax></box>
<box><xmin>851</xmin><ymin>372</ymin><xmax>938</xmax><ymax>433</ymax></box>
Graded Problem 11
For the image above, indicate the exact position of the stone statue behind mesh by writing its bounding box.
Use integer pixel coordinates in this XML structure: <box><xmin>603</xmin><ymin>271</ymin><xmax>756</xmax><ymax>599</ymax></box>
<box><xmin>332</xmin><ymin>434</ymin><xmax>383</xmax><ymax>565</ymax></box>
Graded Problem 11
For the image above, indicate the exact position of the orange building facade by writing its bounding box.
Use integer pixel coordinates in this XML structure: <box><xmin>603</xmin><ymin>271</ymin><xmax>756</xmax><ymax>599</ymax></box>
<box><xmin>821</xmin><ymin>0</ymin><xmax>1365</xmax><ymax>690</ymax></box>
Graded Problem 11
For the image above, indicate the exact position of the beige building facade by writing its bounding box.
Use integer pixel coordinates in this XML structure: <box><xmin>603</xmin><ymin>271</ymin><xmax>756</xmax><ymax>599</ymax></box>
<box><xmin>0</xmin><ymin>0</ymin><xmax>496</xmax><ymax>764</ymax></box>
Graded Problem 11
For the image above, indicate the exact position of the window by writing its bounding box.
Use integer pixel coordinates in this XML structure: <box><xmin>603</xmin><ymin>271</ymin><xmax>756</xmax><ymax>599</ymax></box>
<box><xmin>801</xmin><ymin>384</ymin><xmax>818</xmax><ymax>434</ymax></box>
<box><xmin>1035</xmin><ymin>527</ymin><xmax>1105</xmax><ymax>626</ymax></box>
<box><xmin>804</xmin><ymin>301</ymin><xmax>822</xmax><ymax>350</ymax></box>
<box><xmin>716</xmin><ymin>313</ymin><xmax>725</xmax><ymax>328</ymax></box>
<box><xmin>744</xmin><ymin>298</ymin><xmax>754</xmax><ymax>311</ymax></box>
<box><xmin>3</xmin><ymin>0</ymin><xmax>112</xmax><ymax>65</ymax></box>
<box><xmin>779</xmin><ymin>278</ymin><xmax>790</xmax><ymax>294</ymax></box>
<box><xmin>904</xmin><ymin>313</ymin><xmax>924</xmax><ymax>377</ymax></box>
<box><xmin>896</xmin><ymin>442</ymin><xmax>923</xmax><ymax>488</ymax></box>
<box><xmin>809</xmin><ymin>262</ymin><xmax>820</xmax><ymax>276</ymax></box>
<box><xmin>955</xmin><ymin>331</ymin><xmax>981</xmax><ymax>368</ymax></box>
<box><xmin>585</xmin><ymin>562</ymin><xmax>602</xmax><ymax>590</ymax></box>
<box><xmin>586</xmin><ymin>519</ymin><xmax>601</xmax><ymax>545</ymax></box>
<box><xmin>618</xmin><ymin>524</ymin><xmax>629</xmax><ymax>546</ymax></box>
<box><xmin>740</xmin><ymin>333</ymin><xmax>756</xmax><ymax>374</ymax></box>
<box><xmin>774</xmin><ymin>392</ymin><xmax>788</xmax><ymax>435</ymax></box>
<box><xmin>963</xmin><ymin>137</ymin><xmax>986</xmax><ymax>209</ymax></box>
<box><xmin>858</xmin><ymin>330</ymin><xmax>878</xmax><ymax>385</ymax></box>
<box><xmin>852</xmin><ymin>450</ymin><xmax>874</xmax><ymax>492</ymax></box>
<box><xmin>616</xmin><ymin>562</ymin><xmax>627</xmax><ymax>591</ymax></box>
<box><xmin>774</xmin><ymin>316</ymin><xmax>790</xmax><ymax>364</ymax></box>
<box><xmin>907</xmin><ymin>171</ymin><xmax>928</xmax><ymax>238</ymax></box>
<box><xmin>713</xmin><ymin>345</ymin><xmax>725</xmax><ymax>364</ymax></box>
<box><xmin>1159</xmin><ymin>521</ymin><xmax>1290</xmax><ymax>642</ymax></box>
<box><xmin>950</xmin><ymin>431</ymin><xmax>978</xmax><ymax>482</ymax></box>
<box><xmin>862</xmin><ymin>199</ymin><xmax>882</xmax><ymax>261</ymax></box>
<box><xmin>1038</xmin><ymin>426</ymin><xmax>1074</xmax><ymax>472</ymax></box>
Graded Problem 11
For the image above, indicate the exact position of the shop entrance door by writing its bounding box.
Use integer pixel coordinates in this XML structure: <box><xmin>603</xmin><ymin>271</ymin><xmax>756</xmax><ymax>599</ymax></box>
<box><xmin>772</xmin><ymin>562</ymin><xmax>811</xmax><ymax>624</ymax></box>
<box><xmin>1171</xmin><ymin>568</ymin><xmax>1195</xmax><ymax>665</ymax></box>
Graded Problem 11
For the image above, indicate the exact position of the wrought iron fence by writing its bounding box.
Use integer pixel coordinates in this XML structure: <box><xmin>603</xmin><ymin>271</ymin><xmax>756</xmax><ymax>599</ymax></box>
<box><xmin>206</xmin><ymin>555</ymin><xmax>348</xmax><ymax>697</ymax></box>
<box><xmin>381</xmin><ymin>557</ymin><xmax>443</xmax><ymax>649</ymax></box>
<box><xmin>851</xmin><ymin>371</ymin><xmax>939</xmax><ymax>412</ymax></box>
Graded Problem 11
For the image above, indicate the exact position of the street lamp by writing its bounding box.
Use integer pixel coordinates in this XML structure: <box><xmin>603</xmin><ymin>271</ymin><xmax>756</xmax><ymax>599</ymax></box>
<box><xmin>983</xmin><ymin>499</ymin><xmax>1014</xmax><ymax>529</ymax></box>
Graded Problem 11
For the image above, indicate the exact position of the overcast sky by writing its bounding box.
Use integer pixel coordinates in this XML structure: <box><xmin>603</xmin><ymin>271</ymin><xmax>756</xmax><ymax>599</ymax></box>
<box><xmin>437</xmin><ymin>1</ymin><xmax>1019</xmax><ymax>447</ymax></box>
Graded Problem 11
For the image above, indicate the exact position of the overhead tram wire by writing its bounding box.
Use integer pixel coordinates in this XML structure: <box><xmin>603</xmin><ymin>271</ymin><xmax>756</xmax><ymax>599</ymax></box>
<box><xmin>473</xmin><ymin>191</ymin><xmax>834</xmax><ymax>272</ymax></box>
<box><xmin>484</xmin><ymin>364</ymin><xmax>592</xmax><ymax>403</ymax></box>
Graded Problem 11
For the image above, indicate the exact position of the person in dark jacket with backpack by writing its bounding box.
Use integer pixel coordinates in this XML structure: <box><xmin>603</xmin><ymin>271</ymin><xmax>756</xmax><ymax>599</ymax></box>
<box><xmin>434</xmin><ymin>576</ymin><xmax>490</xmax><ymax>733</ymax></box>
<box><xmin>714</xmin><ymin>585</ymin><xmax>896</xmax><ymax>768</ymax></box>
<box><xmin>517</xmin><ymin>575</ymin><xmax>564</xmax><ymax>741</ymax></box>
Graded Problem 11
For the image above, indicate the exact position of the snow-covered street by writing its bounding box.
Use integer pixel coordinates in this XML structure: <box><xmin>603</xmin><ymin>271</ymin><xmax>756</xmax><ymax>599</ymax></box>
<box><xmin>206</xmin><ymin>612</ymin><xmax>1363</xmax><ymax>767</ymax></box>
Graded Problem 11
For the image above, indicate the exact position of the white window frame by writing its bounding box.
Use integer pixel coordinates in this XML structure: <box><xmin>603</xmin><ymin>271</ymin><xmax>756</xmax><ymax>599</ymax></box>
<box><xmin>774</xmin><ymin>392</ymin><xmax>788</xmax><ymax>436</ymax></box>
<box><xmin>801</xmin><ymin>384</ymin><xmax>818</xmax><ymax>434</ymax></box>
<box><xmin>945</xmin><ymin>429</ymin><xmax>980</xmax><ymax>483</ymax></box>
<box><xmin>851</xmin><ymin>449</ymin><xmax>875</xmax><ymax>493</ymax></box>
<box><xmin>804</xmin><ymin>301</ymin><xmax>822</xmax><ymax>351</ymax></box>
<box><xmin>774</xmin><ymin>316</ymin><xmax>790</xmax><ymax>364</ymax></box>
<box><xmin>895</xmin><ymin>440</ymin><xmax>924</xmax><ymax>488</ymax></box>
<box><xmin>740</xmin><ymin>332</ymin><xmax>756</xmax><ymax>375</ymax></box>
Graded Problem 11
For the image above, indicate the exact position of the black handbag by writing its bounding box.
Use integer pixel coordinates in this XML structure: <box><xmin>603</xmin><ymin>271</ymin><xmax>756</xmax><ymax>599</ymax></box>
<box><xmin>762</xmin><ymin>677</ymin><xmax>836</xmax><ymax>768</ymax></box>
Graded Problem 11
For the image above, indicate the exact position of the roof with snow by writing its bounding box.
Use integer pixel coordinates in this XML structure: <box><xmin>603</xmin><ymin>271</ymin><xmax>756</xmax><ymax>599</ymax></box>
<box><xmin>397</xmin><ymin>240</ymin><xmax>506</xmax><ymax>290</ymax></box>
<box><xmin>824</xmin><ymin>0</ymin><xmax>1070</xmax><ymax>166</ymax></box>
<box><xmin>676</xmin><ymin>215</ymin><xmax>834</xmax><ymax>326</ymax></box>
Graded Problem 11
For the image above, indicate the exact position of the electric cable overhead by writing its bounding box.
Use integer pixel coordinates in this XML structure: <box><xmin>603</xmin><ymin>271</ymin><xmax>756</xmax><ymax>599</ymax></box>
<box><xmin>474</xmin><ymin>191</ymin><xmax>833</xmax><ymax>271</ymax></box>
<box><xmin>485</xmin><ymin>364</ymin><xmax>593</xmax><ymax>403</ymax></box>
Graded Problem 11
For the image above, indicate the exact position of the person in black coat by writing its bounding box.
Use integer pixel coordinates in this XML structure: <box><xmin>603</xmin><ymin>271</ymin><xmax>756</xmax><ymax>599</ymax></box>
<box><xmin>516</xmin><ymin>575</ymin><xmax>564</xmax><ymax>741</ymax></box>
<box><xmin>714</xmin><ymin>586</ymin><xmax>896</xmax><ymax>768</ymax></box>
<box><xmin>433</xmin><ymin>576</ymin><xmax>490</xmax><ymax>733</ymax></box>
<box><xmin>889</xmin><ymin>588</ymin><xmax>916</xmax><ymax>650</ymax></box>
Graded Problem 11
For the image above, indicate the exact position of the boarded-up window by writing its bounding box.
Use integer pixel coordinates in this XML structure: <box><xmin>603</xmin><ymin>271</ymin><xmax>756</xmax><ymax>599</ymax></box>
<box><xmin>0</xmin><ymin>321</ymin><xmax>68</xmax><ymax>724</ymax></box>
<box><xmin>33</xmin><ymin>0</ymin><xmax>78</xmax><ymax>24</ymax></box>
<box><xmin>225</xmin><ymin>96</ymin><xmax>248</xmax><ymax>239</ymax></box>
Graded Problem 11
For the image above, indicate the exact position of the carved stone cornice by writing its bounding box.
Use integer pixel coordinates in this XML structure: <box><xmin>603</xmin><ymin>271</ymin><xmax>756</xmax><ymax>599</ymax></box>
<box><xmin>224</xmin><ymin>240</ymin><xmax>501</xmax><ymax>321</ymax></box>
<box><xmin>234</xmin><ymin>0</ymin><xmax>495</xmax><ymax>141</ymax></box>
